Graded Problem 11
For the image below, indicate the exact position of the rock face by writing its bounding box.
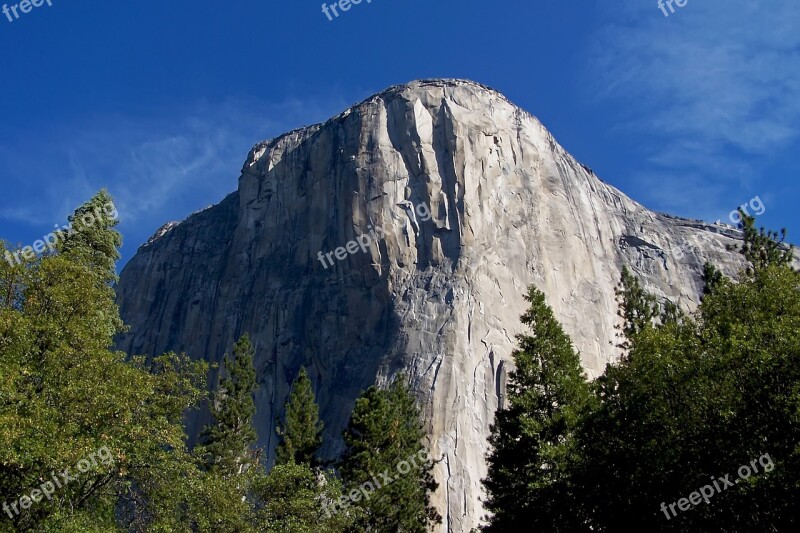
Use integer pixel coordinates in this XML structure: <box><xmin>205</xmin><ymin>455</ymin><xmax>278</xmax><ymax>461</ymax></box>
<box><xmin>115</xmin><ymin>79</ymin><xmax>750</xmax><ymax>533</ymax></box>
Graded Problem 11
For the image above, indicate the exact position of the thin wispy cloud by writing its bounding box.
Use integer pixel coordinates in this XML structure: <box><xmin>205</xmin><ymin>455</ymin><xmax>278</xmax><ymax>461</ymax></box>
<box><xmin>0</xmin><ymin>94</ymin><xmax>348</xmax><ymax>262</ymax></box>
<box><xmin>589</xmin><ymin>0</ymin><xmax>800</xmax><ymax>219</ymax></box>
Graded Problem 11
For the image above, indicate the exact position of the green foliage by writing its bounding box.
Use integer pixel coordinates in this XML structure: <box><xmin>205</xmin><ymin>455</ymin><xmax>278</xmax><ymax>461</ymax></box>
<box><xmin>737</xmin><ymin>210</ymin><xmax>794</xmax><ymax>273</ymax></box>
<box><xmin>178</xmin><ymin>467</ymin><xmax>258</xmax><ymax>533</ymax></box>
<box><xmin>275</xmin><ymin>367</ymin><xmax>323</xmax><ymax>467</ymax></box>
<box><xmin>701</xmin><ymin>261</ymin><xmax>724</xmax><ymax>296</ymax></box>
<box><xmin>196</xmin><ymin>335</ymin><xmax>259</xmax><ymax>477</ymax></box>
<box><xmin>483</xmin><ymin>215</ymin><xmax>800</xmax><ymax>531</ymax></box>
<box><xmin>614</xmin><ymin>266</ymin><xmax>660</xmax><ymax>351</ymax></box>
<box><xmin>58</xmin><ymin>189</ymin><xmax>121</xmax><ymax>284</ymax></box>
<box><xmin>253</xmin><ymin>463</ymin><xmax>353</xmax><ymax>533</ymax></box>
<box><xmin>482</xmin><ymin>287</ymin><xmax>594</xmax><ymax>531</ymax></box>
<box><xmin>0</xmin><ymin>192</ymin><xmax>209</xmax><ymax>531</ymax></box>
<box><xmin>339</xmin><ymin>376</ymin><xmax>440</xmax><ymax>532</ymax></box>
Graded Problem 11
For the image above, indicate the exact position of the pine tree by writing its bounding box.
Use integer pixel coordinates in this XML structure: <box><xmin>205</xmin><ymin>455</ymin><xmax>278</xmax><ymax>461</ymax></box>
<box><xmin>702</xmin><ymin>261</ymin><xmax>724</xmax><ymax>295</ymax></box>
<box><xmin>339</xmin><ymin>376</ymin><xmax>440</xmax><ymax>532</ymax></box>
<box><xmin>0</xmin><ymin>191</ymin><xmax>211</xmax><ymax>531</ymax></box>
<box><xmin>575</xmin><ymin>279</ymin><xmax>703</xmax><ymax>530</ymax></box>
<box><xmin>58</xmin><ymin>188</ymin><xmax>121</xmax><ymax>284</ymax></box>
<box><xmin>197</xmin><ymin>335</ymin><xmax>259</xmax><ymax>477</ymax></box>
<box><xmin>482</xmin><ymin>286</ymin><xmax>593</xmax><ymax>531</ymax></box>
<box><xmin>614</xmin><ymin>266</ymin><xmax>659</xmax><ymax>351</ymax></box>
<box><xmin>275</xmin><ymin>367</ymin><xmax>323</xmax><ymax>466</ymax></box>
<box><xmin>737</xmin><ymin>210</ymin><xmax>794</xmax><ymax>273</ymax></box>
<box><xmin>575</xmin><ymin>215</ymin><xmax>799</xmax><ymax>530</ymax></box>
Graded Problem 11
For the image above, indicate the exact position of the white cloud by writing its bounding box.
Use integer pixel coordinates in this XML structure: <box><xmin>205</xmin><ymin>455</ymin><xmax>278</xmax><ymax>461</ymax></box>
<box><xmin>589</xmin><ymin>0</ymin><xmax>800</xmax><ymax>216</ymax></box>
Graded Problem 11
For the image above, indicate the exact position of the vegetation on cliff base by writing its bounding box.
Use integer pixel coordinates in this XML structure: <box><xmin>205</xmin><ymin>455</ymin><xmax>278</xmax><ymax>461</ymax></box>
<box><xmin>339</xmin><ymin>377</ymin><xmax>441</xmax><ymax>532</ymax></box>
<box><xmin>0</xmin><ymin>192</ymin><xmax>437</xmax><ymax>532</ymax></box>
<box><xmin>482</xmin><ymin>212</ymin><xmax>799</xmax><ymax>531</ymax></box>
<box><xmin>6</xmin><ymin>191</ymin><xmax>795</xmax><ymax>531</ymax></box>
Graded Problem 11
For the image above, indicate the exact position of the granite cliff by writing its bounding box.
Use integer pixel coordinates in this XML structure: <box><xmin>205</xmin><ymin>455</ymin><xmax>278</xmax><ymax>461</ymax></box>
<box><xmin>115</xmin><ymin>79</ymin><xmax>749</xmax><ymax>532</ymax></box>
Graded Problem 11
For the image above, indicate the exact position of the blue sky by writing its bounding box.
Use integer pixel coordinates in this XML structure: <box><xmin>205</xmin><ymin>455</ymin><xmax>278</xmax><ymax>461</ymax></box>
<box><xmin>1</xmin><ymin>0</ymin><xmax>797</xmax><ymax>267</ymax></box>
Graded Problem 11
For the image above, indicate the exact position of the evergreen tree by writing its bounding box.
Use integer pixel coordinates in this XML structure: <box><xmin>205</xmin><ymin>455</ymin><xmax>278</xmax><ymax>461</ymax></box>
<box><xmin>574</xmin><ymin>215</ymin><xmax>799</xmax><ymax>530</ymax></box>
<box><xmin>58</xmin><ymin>189</ymin><xmax>121</xmax><ymax>284</ymax></box>
<box><xmin>339</xmin><ymin>376</ymin><xmax>440</xmax><ymax>532</ymax></box>
<box><xmin>0</xmin><ymin>192</ymin><xmax>211</xmax><ymax>531</ymax></box>
<box><xmin>0</xmin><ymin>192</ymin><xmax>373</xmax><ymax>531</ymax></box>
<box><xmin>736</xmin><ymin>210</ymin><xmax>794</xmax><ymax>273</ymax></box>
<box><xmin>275</xmin><ymin>367</ymin><xmax>323</xmax><ymax>466</ymax></box>
<box><xmin>482</xmin><ymin>286</ymin><xmax>594</xmax><ymax>531</ymax></box>
<box><xmin>701</xmin><ymin>262</ymin><xmax>724</xmax><ymax>296</ymax></box>
<box><xmin>197</xmin><ymin>334</ymin><xmax>259</xmax><ymax>477</ymax></box>
<box><xmin>614</xmin><ymin>266</ymin><xmax>659</xmax><ymax>351</ymax></box>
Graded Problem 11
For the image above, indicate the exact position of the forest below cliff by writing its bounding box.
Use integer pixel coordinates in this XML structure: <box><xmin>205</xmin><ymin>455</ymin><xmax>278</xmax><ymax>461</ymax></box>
<box><xmin>1</xmin><ymin>191</ymin><xmax>798</xmax><ymax>532</ymax></box>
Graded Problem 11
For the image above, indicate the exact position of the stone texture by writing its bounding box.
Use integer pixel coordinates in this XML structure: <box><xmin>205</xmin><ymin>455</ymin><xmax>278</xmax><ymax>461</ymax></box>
<box><xmin>115</xmin><ymin>79</ymin><xmax>761</xmax><ymax>532</ymax></box>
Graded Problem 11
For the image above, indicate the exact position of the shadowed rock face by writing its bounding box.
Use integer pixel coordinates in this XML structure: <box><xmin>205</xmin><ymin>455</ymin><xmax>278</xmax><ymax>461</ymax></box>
<box><xmin>115</xmin><ymin>79</ymin><xmax>749</xmax><ymax>532</ymax></box>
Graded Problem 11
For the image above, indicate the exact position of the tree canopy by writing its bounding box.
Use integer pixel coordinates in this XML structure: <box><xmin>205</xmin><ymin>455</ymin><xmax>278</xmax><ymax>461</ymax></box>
<box><xmin>482</xmin><ymin>214</ymin><xmax>799</xmax><ymax>531</ymax></box>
